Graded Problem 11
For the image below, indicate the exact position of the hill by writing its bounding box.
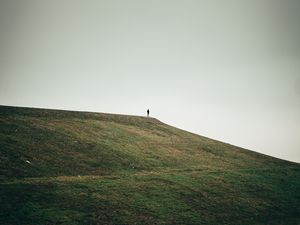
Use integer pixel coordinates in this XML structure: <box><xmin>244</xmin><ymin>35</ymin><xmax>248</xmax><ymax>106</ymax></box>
<box><xmin>0</xmin><ymin>105</ymin><xmax>299</xmax><ymax>225</ymax></box>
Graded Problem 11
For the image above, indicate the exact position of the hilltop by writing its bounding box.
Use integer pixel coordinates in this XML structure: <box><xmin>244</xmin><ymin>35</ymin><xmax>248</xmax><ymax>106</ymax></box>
<box><xmin>0</xmin><ymin>105</ymin><xmax>299</xmax><ymax>225</ymax></box>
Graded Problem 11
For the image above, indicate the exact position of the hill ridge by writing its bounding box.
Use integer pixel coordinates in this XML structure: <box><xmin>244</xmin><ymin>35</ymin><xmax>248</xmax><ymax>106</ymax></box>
<box><xmin>1</xmin><ymin>105</ymin><xmax>299</xmax><ymax>225</ymax></box>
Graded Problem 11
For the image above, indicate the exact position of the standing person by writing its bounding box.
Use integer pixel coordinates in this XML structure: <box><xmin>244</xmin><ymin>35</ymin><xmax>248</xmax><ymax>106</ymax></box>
<box><xmin>147</xmin><ymin>109</ymin><xmax>149</xmax><ymax>117</ymax></box>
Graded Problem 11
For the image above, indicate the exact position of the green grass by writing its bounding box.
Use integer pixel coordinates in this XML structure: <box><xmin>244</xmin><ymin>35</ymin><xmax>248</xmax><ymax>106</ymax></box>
<box><xmin>0</xmin><ymin>105</ymin><xmax>299</xmax><ymax>224</ymax></box>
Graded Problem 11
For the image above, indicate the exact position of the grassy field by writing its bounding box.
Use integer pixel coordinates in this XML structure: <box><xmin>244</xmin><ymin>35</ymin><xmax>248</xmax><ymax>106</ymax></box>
<box><xmin>0</xmin><ymin>105</ymin><xmax>299</xmax><ymax>225</ymax></box>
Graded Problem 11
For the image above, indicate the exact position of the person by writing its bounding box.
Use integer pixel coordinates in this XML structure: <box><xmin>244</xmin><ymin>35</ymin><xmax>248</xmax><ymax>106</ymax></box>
<box><xmin>147</xmin><ymin>109</ymin><xmax>149</xmax><ymax>117</ymax></box>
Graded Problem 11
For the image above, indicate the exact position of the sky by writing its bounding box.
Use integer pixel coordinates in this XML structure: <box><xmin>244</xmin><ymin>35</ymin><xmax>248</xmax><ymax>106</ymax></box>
<box><xmin>1</xmin><ymin>0</ymin><xmax>300</xmax><ymax>163</ymax></box>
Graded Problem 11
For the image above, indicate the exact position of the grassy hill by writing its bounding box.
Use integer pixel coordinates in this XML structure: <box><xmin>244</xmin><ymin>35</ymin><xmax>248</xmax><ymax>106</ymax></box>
<box><xmin>0</xmin><ymin>105</ymin><xmax>299</xmax><ymax>225</ymax></box>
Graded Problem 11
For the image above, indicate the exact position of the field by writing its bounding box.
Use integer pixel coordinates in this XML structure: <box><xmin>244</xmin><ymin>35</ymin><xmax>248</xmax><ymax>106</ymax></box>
<box><xmin>1</xmin><ymin>105</ymin><xmax>299</xmax><ymax>224</ymax></box>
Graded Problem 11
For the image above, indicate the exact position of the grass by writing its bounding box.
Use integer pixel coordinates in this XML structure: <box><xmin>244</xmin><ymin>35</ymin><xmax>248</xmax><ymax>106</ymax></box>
<box><xmin>0</xmin><ymin>105</ymin><xmax>299</xmax><ymax>224</ymax></box>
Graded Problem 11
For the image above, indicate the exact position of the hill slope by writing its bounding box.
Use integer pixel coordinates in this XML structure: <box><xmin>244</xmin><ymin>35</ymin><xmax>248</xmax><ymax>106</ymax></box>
<box><xmin>0</xmin><ymin>105</ymin><xmax>299</xmax><ymax>225</ymax></box>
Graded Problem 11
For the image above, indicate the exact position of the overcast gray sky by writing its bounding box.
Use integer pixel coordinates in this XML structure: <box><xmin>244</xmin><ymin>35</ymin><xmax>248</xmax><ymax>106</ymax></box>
<box><xmin>1</xmin><ymin>0</ymin><xmax>300</xmax><ymax>163</ymax></box>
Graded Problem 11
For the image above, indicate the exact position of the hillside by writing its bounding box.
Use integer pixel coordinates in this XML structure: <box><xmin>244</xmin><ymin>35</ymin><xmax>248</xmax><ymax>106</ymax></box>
<box><xmin>0</xmin><ymin>105</ymin><xmax>299</xmax><ymax>225</ymax></box>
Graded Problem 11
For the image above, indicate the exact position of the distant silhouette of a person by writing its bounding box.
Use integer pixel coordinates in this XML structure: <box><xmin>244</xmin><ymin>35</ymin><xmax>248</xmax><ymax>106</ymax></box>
<box><xmin>147</xmin><ymin>109</ymin><xmax>149</xmax><ymax>117</ymax></box>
